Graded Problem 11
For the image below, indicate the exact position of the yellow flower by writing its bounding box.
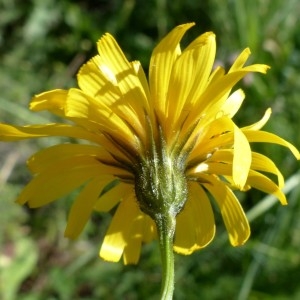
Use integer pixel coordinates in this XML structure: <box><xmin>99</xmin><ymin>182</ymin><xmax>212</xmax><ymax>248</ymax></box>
<box><xmin>0</xmin><ymin>23</ymin><xmax>299</xmax><ymax>265</ymax></box>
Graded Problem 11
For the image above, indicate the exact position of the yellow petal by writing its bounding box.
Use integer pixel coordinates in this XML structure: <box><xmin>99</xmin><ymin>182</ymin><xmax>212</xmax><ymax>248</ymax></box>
<box><xmin>243</xmin><ymin>130</ymin><xmax>300</xmax><ymax>159</ymax></box>
<box><xmin>242</xmin><ymin>108</ymin><xmax>272</xmax><ymax>131</ymax></box>
<box><xmin>205</xmin><ymin>149</ymin><xmax>284</xmax><ymax>189</ymax></box>
<box><xmin>141</xmin><ymin>213</ymin><xmax>157</xmax><ymax>243</ymax></box>
<box><xmin>77</xmin><ymin>56</ymin><xmax>120</xmax><ymax>104</ymax></box>
<box><xmin>205</xmin><ymin>148</ymin><xmax>234</xmax><ymax>164</ymax></box>
<box><xmin>65</xmin><ymin>88</ymin><xmax>105</xmax><ymax>122</ymax></box>
<box><xmin>149</xmin><ymin>23</ymin><xmax>195</xmax><ymax>119</ymax></box>
<box><xmin>228</xmin><ymin>48</ymin><xmax>269</xmax><ymax>74</ymax></box>
<box><xmin>202</xmin><ymin>161</ymin><xmax>232</xmax><ymax>176</ymax></box>
<box><xmin>174</xmin><ymin>182</ymin><xmax>215</xmax><ymax>254</ymax></box>
<box><xmin>242</xmin><ymin>64</ymin><xmax>270</xmax><ymax>73</ymax></box>
<box><xmin>186</xmin><ymin>66</ymin><xmax>269</xmax><ymax>126</ymax></box>
<box><xmin>94</xmin><ymin>182</ymin><xmax>133</xmax><ymax>212</ymax></box>
<box><xmin>99</xmin><ymin>193</ymin><xmax>141</xmax><ymax>262</ymax></box>
<box><xmin>131</xmin><ymin>60</ymin><xmax>151</xmax><ymax>104</ymax></box>
<box><xmin>28</xmin><ymin>147</ymin><xmax>130</xmax><ymax>180</ymax></box>
<box><xmin>122</xmin><ymin>210</ymin><xmax>156</xmax><ymax>264</ymax></box>
<box><xmin>0</xmin><ymin>123</ymin><xmax>101</xmax><ymax>143</ymax></box>
<box><xmin>188</xmin><ymin>116</ymin><xmax>234</xmax><ymax>163</ymax></box>
<box><xmin>97</xmin><ymin>33</ymin><xmax>132</xmax><ymax>78</ymax></box>
<box><xmin>123</xmin><ymin>212</ymin><xmax>144</xmax><ymax>265</ymax></box>
<box><xmin>247</xmin><ymin>170</ymin><xmax>287</xmax><ymax>205</ymax></box>
<box><xmin>220</xmin><ymin>89</ymin><xmax>245</xmax><ymax>118</ymax></box>
<box><xmin>229</xmin><ymin>48</ymin><xmax>251</xmax><ymax>72</ymax></box>
<box><xmin>65</xmin><ymin>177</ymin><xmax>111</xmax><ymax>239</ymax></box>
<box><xmin>251</xmin><ymin>152</ymin><xmax>284</xmax><ymax>188</ymax></box>
<box><xmin>183</xmin><ymin>32</ymin><xmax>216</xmax><ymax>102</ymax></box>
<box><xmin>16</xmin><ymin>158</ymin><xmax>108</xmax><ymax>207</ymax></box>
<box><xmin>96</xmin><ymin>34</ymin><xmax>149</xmax><ymax>119</ymax></box>
<box><xmin>166</xmin><ymin>32</ymin><xmax>216</xmax><ymax>130</ymax></box>
<box><xmin>188</xmin><ymin>119</ymin><xmax>239</xmax><ymax>172</ymax></box>
<box><xmin>203</xmin><ymin>175</ymin><xmax>250</xmax><ymax>246</ymax></box>
<box><xmin>30</xmin><ymin>89</ymin><xmax>68</xmax><ymax>117</ymax></box>
<box><xmin>193</xmin><ymin>155</ymin><xmax>287</xmax><ymax>205</ymax></box>
<box><xmin>233</xmin><ymin>124</ymin><xmax>251</xmax><ymax>189</ymax></box>
<box><xmin>208</xmin><ymin>65</ymin><xmax>225</xmax><ymax>83</ymax></box>
<box><xmin>27</xmin><ymin>143</ymin><xmax>112</xmax><ymax>174</ymax></box>
<box><xmin>65</xmin><ymin>88</ymin><xmax>137</xmax><ymax>149</ymax></box>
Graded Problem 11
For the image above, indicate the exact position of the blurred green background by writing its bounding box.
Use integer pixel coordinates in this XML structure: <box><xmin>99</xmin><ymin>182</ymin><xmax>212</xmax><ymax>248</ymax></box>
<box><xmin>1</xmin><ymin>0</ymin><xmax>300</xmax><ymax>299</ymax></box>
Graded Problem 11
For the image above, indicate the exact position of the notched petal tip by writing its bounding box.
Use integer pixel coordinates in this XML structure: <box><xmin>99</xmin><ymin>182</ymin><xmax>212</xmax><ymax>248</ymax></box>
<box><xmin>177</xmin><ymin>22</ymin><xmax>196</xmax><ymax>29</ymax></box>
<box><xmin>242</xmin><ymin>47</ymin><xmax>252</xmax><ymax>58</ymax></box>
<box><xmin>245</xmin><ymin>47</ymin><xmax>251</xmax><ymax>55</ymax></box>
<box><xmin>183</xmin><ymin>30</ymin><xmax>216</xmax><ymax>52</ymax></box>
<box><xmin>97</xmin><ymin>32</ymin><xmax>114</xmax><ymax>46</ymax></box>
<box><xmin>281</xmin><ymin>196</ymin><xmax>288</xmax><ymax>206</ymax></box>
<box><xmin>230</xmin><ymin>229</ymin><xmax>250</xmax><ymax>247</ymax></box>
<box><xmin>258</xmin><ymin>64</ymin><xmax>271</xmax><ymax>74</ymax></box>
<box><xmin>29</xmin><ymin>89</ymin><xmax>68</xmax><ymax>113</ymax></box>
<box><xmin>99</xmin><ymin>243</ymin><xmax>123</xmax><ymax>263</ymax></box>
<box><xmin>204</xmin><ymin>31</ymin><xmax>216</xmax><ymax>41</ymax></box>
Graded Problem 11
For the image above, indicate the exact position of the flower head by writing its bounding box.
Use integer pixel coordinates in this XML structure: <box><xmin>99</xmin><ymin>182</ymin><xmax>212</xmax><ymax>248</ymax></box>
<box><xmin>1</xmin><ymin>23</ymin><xmax>299</xmax><ymax>265</ymax></box>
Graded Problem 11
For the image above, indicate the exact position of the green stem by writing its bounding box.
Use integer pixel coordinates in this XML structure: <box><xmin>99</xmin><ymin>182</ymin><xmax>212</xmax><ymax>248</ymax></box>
<box><xmin>155</xmin><ymin>213</ymin><xmax>176</xmax><ymax>300</ymax></box>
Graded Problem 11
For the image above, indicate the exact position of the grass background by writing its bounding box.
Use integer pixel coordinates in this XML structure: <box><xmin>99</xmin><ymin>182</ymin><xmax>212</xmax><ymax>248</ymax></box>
<box><xmin>1</xmin><ymin>0</ymin><xmax>300</xmax><ymax>299</ymax></box>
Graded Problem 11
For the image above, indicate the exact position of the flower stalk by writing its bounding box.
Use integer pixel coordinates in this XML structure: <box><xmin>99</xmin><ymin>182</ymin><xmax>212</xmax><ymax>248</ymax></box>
<box><xmin>155</xmin><ymin>212</ymin><xmax>176</xmax><ymax>300</ymax></box>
